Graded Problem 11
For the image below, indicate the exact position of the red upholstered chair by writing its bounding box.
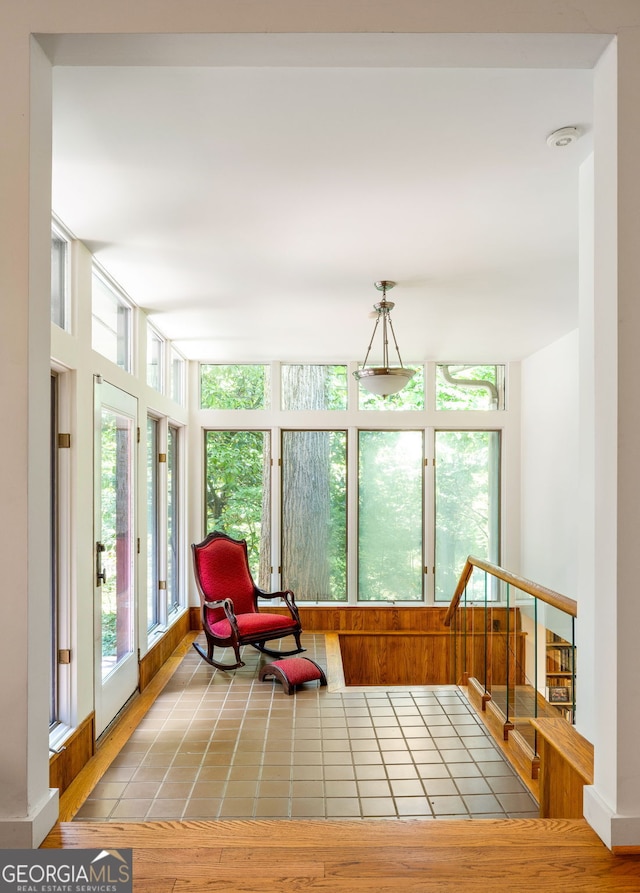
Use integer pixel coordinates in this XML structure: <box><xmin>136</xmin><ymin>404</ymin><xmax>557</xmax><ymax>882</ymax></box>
<box><xmin>191</xmin><ymin>531</ymin><xmax>305</xmax><ymax>670</ymax></box>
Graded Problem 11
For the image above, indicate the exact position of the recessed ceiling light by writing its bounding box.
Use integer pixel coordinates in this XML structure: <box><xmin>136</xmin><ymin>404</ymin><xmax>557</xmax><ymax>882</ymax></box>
<box><xmin>547</xmin><ymin>126</ymin><xmax>582</xmax><ymax>148</ymax></box>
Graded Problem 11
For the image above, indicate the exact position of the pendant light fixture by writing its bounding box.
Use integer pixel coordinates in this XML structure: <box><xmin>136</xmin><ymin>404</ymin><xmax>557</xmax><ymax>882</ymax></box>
<box><xmin>353</xmin><ymin>280</ymin><xmax>416</xmax><ymax>397</ymax></box>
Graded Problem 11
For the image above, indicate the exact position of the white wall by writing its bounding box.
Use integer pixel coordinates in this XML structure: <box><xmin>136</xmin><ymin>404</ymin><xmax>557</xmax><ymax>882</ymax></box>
<box><xmin>521</xmin><ymin>329</ymin><xmax>580</xmax><ymax>597</ymax></box>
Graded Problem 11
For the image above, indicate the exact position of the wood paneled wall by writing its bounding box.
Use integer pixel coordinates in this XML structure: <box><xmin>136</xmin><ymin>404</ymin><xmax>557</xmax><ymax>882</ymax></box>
<box><xmin>338</xmin><ymin>631</ymin><xmax>451</xmax><ymax>685</ymax></box>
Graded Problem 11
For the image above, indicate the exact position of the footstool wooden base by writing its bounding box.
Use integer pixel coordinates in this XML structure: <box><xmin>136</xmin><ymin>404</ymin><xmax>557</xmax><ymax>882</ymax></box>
<box><xmin>258</xmin><ymin>657</ymin><xmax>327</xmax><ymax>695</ymax></box>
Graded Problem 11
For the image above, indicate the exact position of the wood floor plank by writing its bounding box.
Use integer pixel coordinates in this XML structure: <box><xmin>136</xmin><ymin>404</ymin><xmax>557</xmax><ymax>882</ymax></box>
<box><xmin>169</xmin><ymin>877</ymin><xmax>640</xmax><ymax>893</ymax></box>
<box><xmin>39</xmin><ymin>818</ymin><xmax>640</xmax><ymax>893</ymax></box>
<box><xmin>136</xmin><ymin>860</ymin><xmax>324</xmax><ymax>880</ymax></box>
<box><xmin>42</xmin><ymin>817</ymin><xmax>607</xmax><ymax>849</ymax></box>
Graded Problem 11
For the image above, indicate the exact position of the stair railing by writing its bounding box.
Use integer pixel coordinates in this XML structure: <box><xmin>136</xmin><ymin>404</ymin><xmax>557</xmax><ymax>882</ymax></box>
<box><xmin>444</xmin><ymin>556</ymin><xmax>577</xmax><ymax>778</ymax></box>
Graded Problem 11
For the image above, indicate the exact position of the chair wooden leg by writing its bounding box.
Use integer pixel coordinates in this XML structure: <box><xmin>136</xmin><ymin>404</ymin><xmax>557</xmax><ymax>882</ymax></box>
<box><xmin>252</xmin><ymin>639</ymin><xmax>306</xmax><ymax>659</ymax></box>
<box><xmin>192</xmin><ymin>641</ymin><xmax>245</xmax><ymax>671</ymax></box>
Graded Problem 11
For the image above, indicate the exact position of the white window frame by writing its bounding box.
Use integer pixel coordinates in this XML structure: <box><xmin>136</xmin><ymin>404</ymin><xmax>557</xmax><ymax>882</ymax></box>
<box><xmin>51</xmin><ymin>216</ymin><xmax>72</xmax><ymax>332</ymax></box>
<box><xmin>91</xmin><ymin>262</ymin><xmax>135</xmax><ymax>373</ymax></box>
<box><xmin>146</xmin><ymin>322</ymin><xmax>166</xmax><ymax>393</ymax></box>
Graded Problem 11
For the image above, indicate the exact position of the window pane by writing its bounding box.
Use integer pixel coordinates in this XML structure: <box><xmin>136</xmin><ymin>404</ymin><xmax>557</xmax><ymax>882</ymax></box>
<box><xmin>435</xmin><ymin>364</ymin><xmax>505</xmax><ymax>410</ymax></box>
<box><xmin>282</xmin><ymin>365</ymin><xmax>347</xmax><ymax>410</ymax></box>
<box><xmin>51</xmin><ymin>234</ymin><xmax>68</xmax><ymax>330</ymax></box>
<box><xmin>147</xmin><ymin>326</ymin><xmax>164</xmax><ymax>392</ymax></box>
<box><xmin>50</xmin><ymin>374</ymin><xmax>59</xmax><ymax>725</ymax></box>
<box><xmin>92</xmin><ymin>270</ymin><xmax>132</xmax><ymax>371</ymax></box>
<box><xmin>358</xmin><ymin>365</ymin><xmax>424</xmax><ymax>410</ymax></box>
<box><xmin>282</xmin><ymin>431</ymin><xmax>347</xmax><ymax>601</ymax></box>
<box><xmin>167</xmin><ymin>425</ymin><xmax>180</xmax><ymax>613</ymax></box>
<box><xmin>204</xmin><ymin>430</ymin><xmax>271</xmax><ymax>587</ymax></box>
<box><xmin>201</xmin><ymin>364</ymin><xmax>270</xmax><ymax>409</ymax></box>
<box><xmin>434</xmin><ymin>430</ymin><xmax>501</xmax><ymax>601</ymax></box>
<box><xmin>170</xmin><ymin>346</ymin><xmax>185</xmax><ymax>404</ymax></box>
<box><xmin>147</xmin><ymin>418</ymin><xmax>159</xmax><ymax>630</ymax></box>
<box><xmin>358</xmin><ymin>430</ymin><xmax>423</xmax><ymax>601</ymax></box>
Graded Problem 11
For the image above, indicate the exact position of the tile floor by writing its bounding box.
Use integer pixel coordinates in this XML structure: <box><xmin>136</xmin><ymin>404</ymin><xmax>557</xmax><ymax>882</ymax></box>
<box><xmin>75</xmin><ymin>634</ymin><xmax>539</xmax><ymax>822</ymax></box>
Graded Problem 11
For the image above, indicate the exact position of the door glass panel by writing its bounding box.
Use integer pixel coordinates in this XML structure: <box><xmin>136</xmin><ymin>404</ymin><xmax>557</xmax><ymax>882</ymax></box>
<box><xmin>204</xmin><ymin>430</ymin><xmax>271</xmax><ymax>587</ymax></box>
<box><xmin>435</xmin><ymin>430</ymin><xmax>501</xmax><ymax>601</ymax></box>
<box><xmin>282</xmin><ymin>430</ymin><xmax>347</xmax><ymax>601</ymax></box>
<box><xmin>100</xmin><ymin>406</ymin><xmax>134</xmax><ymax>677</ymax></box>
<box><xmin>358</xmin><ymin>430</ymin><xmax>423</xmax><ymax>601</ymax></box>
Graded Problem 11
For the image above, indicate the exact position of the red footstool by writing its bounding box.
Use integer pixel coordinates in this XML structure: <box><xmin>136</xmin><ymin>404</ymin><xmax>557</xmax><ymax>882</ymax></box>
<box><xmin>258</xmin><ymin>657</ymin><xmax>327</xmax><ymax>695</ymax></box>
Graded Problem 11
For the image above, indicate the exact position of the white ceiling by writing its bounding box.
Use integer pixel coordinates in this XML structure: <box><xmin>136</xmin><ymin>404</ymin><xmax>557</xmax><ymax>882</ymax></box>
<box><xmin>50</xmin><ymin>34</ymin><xmax>602</xmax><ymax>364</ymax></box>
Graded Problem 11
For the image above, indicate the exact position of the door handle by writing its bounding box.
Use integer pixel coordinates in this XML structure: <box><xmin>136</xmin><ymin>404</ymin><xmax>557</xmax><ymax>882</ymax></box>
<box><xmin>96</xmin><ymin>541</ymin><xmax>107</xmax><ymax>585</ymax></box>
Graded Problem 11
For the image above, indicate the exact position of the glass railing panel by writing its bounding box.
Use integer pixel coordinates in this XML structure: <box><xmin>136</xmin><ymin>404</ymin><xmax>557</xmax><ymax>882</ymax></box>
<box><xmin>542</xmin><ymin>603</ymin><xmax>576</xmax><ymax>723</ymax></box>
<box><xmin>507</xmin><ymin>586</ymin><xmax>538</xmax><ymax>753</ymax></box>
<box><xmin>454</xmin><ymin>572</ymin><xmax>491</xmax><ymax>693</ymax></box>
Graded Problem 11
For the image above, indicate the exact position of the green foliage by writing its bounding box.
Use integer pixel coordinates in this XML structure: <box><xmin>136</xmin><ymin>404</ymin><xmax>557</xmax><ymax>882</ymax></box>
<box><xmin>102</xmin><ymin>611</ymin><xmax>117</xmax><ymax>657</ymax></box>
<box><xmin>205</xmin><ymin>430</ymin><xmax>269</xmax><ymax>574</ymax></box>
<box><xmin>201</xmin><ymin>364</ymin><xmax>270</xmax><ymax>409</ymax></box>
<box><xmin>435</xmin><ymin>364</ymin><xmax>502</xmax><ymax>410</ymax></box>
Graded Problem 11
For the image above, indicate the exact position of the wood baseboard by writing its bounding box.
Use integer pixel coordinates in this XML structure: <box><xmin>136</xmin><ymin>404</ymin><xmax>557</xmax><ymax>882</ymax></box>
<box><xmin>49</xmin><ymin>713</ymin><xmax>95</xmax><ymax>797</ymax></box>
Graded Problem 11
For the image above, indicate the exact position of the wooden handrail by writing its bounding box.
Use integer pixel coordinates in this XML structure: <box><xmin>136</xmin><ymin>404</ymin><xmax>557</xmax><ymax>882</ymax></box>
<box><xmin>444</xmin><ymin>555</ymin><xmax>577</xmax><ymax>627</ymax></box>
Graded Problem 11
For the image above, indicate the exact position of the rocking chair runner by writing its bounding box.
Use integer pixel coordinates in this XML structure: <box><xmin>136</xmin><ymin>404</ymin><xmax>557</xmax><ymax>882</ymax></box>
<box><xmin>191</xmin><ymin>531</ymin><xmax>305</xmax><ymax>670</ymax></box>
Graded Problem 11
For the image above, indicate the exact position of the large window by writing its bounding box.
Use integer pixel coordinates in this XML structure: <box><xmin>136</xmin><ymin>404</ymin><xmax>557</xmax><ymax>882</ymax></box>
<box><xmin>204</xmin><ymin>430</ymin><xmax>271</xmax><ymax>587</ymax></box>
<box><xmin>358</xmin><ymin>430</ymin><xmax>424</xmax><ymax>601</ymax></box>
<box><xmin>434</xmin><ymin>430</ymin><xmax>501</xmax><ymax>600</ymax></box>
<box><xmin>281</xmin><ymin>430</ymin><xmax>347</xmax><ymax>601</ymax></box>
<box><xmin>201</xmin><ymin>363</ymin><xmax>507</xmax><ymax>605</ymax></box>
<box><xmin>92</xmin><ymin>267</ymin><xmax>132</xmax><ymax>371</ymax></box>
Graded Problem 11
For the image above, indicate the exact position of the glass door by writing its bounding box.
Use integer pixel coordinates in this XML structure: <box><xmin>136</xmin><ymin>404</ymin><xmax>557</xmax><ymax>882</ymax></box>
<box><xmin>94</xmin><ymin>378</ymin><xmax>138</xmax><ymax>736</ymax></box>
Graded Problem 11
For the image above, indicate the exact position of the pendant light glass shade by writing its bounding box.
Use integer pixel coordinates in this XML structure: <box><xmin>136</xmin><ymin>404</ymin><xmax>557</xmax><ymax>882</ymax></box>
<box><xmin>353</xmin><ymin>281</ymin><xmax>416</xmax><ymax>397</ymax></box>
<box><xmin>354</xmin><ymin>366</ymin><xmax>415</xmax><ymax>396</ymax></box>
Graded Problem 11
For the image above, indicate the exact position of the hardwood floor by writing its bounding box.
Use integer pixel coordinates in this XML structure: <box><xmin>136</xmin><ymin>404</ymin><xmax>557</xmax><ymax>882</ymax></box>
<box><xmin>42</xmin><ymin>817</ymin><xmax>640</xmax><ymax>892</ymax></box>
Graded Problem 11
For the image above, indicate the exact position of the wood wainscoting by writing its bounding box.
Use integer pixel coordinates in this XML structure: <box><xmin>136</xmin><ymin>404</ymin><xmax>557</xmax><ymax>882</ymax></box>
<box><xmin>139</xmin><ymin>610</ymin><xmax>191</xmax><ymax>691</ymax></box>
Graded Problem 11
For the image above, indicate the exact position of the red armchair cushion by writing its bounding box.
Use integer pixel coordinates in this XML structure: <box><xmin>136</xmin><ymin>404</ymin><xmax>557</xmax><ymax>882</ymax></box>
<box><xmin>209</xmin><ymin>611</ymin><xmax>298</xmax><ymax>639</ymax></box>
